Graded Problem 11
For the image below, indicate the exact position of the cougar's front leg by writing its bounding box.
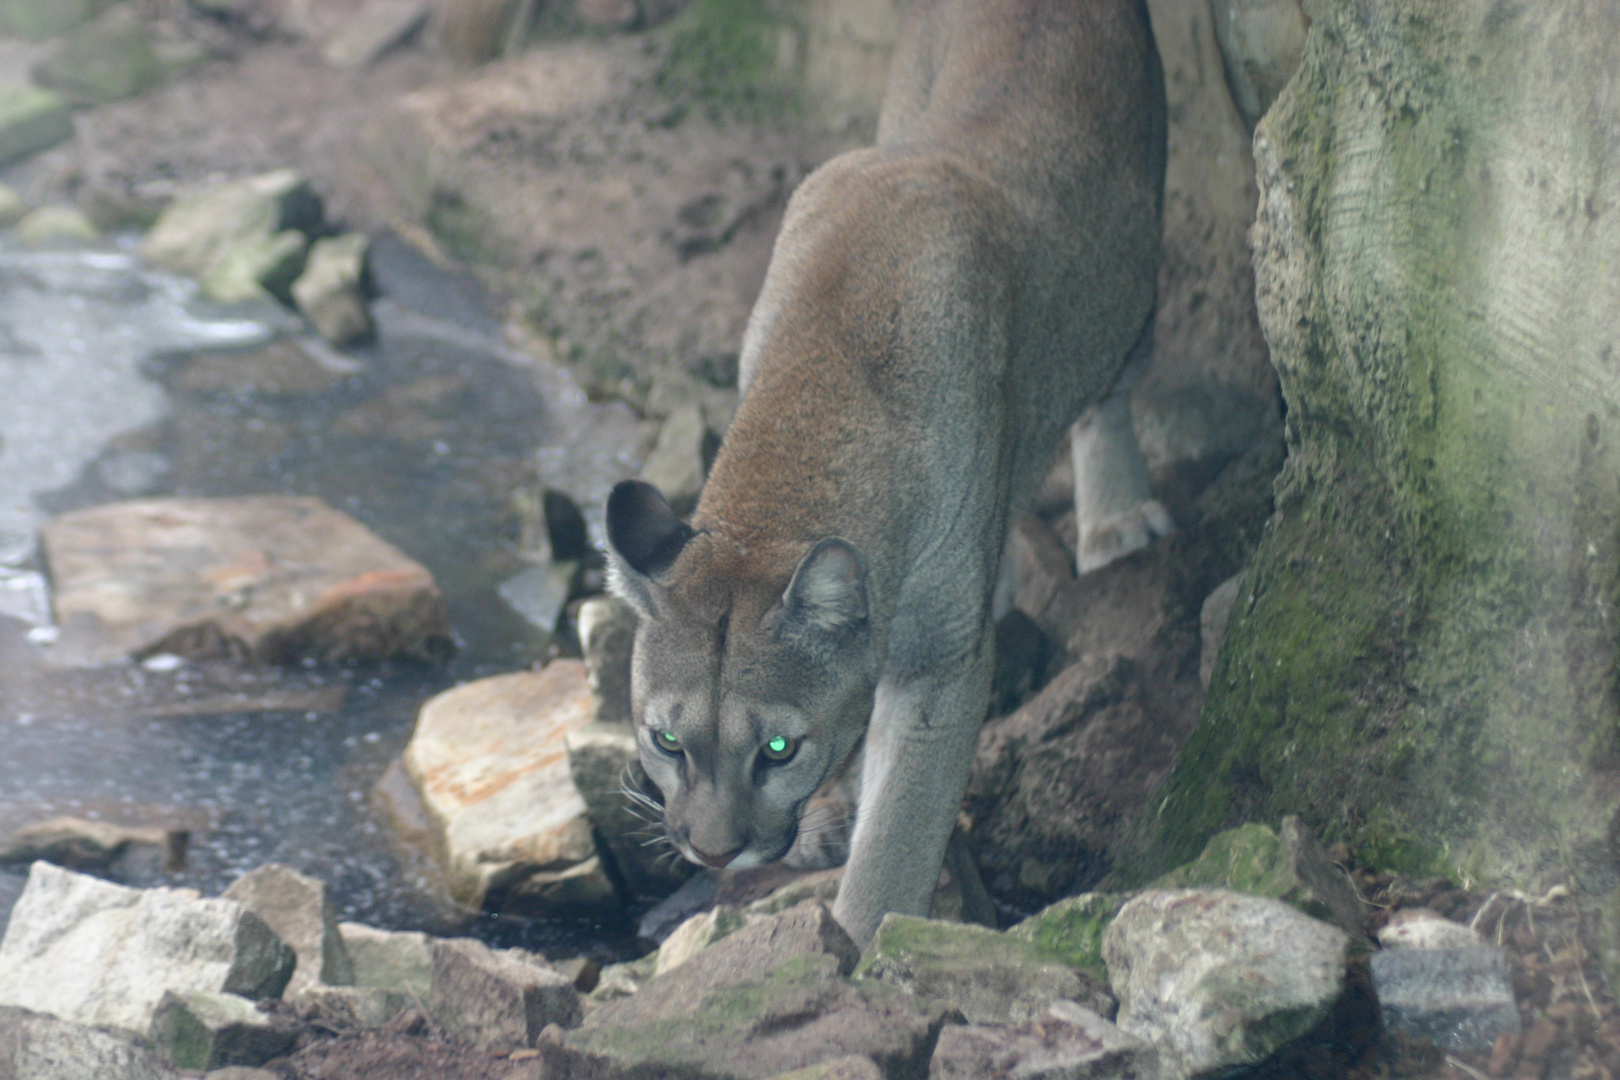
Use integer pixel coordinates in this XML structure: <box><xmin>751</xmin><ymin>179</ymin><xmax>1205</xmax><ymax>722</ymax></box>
<box><xmin>832</xmin><ymin>633</ymin><xmax>994</xmax><ymax>947</ymax></box>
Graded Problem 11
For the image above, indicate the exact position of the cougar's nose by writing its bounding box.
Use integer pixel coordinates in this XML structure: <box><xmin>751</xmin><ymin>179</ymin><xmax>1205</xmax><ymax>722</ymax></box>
<box><xmin>689</xmin><ymin>844</ymin><xmax>742</xmax><ymax>868</ymax></box>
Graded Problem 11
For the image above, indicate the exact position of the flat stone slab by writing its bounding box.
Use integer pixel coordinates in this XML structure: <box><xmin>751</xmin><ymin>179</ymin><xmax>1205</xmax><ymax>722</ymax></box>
<box><xmin>1102</xmin><ymin>889</ymin><xmax>1349</xmax><ymax>1080</ymax></box>
<box><xmin>0</xmin><ymin>1005</ymin><xmax>175</xmax><ymax>1080</ymax></box>
<box><xmin>1370</xmin><ymin>945</ymin><xmax>1521</xmax><ymax>1052</ymax></box>
<box><xmin>402</xmin><ymin>662</ymin><xmax>608</xmax><ymax>913</ymax></box>
<box><xmin>0</xmin><ymin>862</ymin><xmax>294</xmax><ymax>1035</ymax></box>
<box><xmin>42</xmin><ymin>495</ymin><xmax>451</xmax><ymax>666</ymax></box>
<box><xmin>928</xmin><ymin>1000</ymin><xmax>1158</xmax><ymax>1080</ymax></box>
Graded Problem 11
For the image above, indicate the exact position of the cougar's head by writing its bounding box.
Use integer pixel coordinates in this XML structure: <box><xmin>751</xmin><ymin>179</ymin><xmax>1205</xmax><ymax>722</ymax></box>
<box><xmin>604</xmin><ymin>480</ymin><xmax>874</xmax><ymax>870</ymax></box>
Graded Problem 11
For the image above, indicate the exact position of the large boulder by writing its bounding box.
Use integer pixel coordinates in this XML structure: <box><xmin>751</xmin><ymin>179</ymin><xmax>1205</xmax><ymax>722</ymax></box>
<box><xmin>1101</xmin><ymin>890</ymin><xmax>1348</xmax><ymax>1080</ymax></box>
<box><xmin>401</xmin><ymin>662</ymin><xmax>614</xmax><ymax>913</ymax></box>
<box><xmin>0</xmin><ymin>0</ymin><xmax>109</xmax><ymax>39</ymax></box>
<box><xmin>223</xmin><ymin>864</ymin><xmax>354</xmax><ymax>997</ymax></box>
<box><xmin>0</xmin><ymin>863</ymin><xmax>295</xmax><ymax>1035</ymax></box>
<box><xmin>1141</xmin><ymin>0</ymin><xmax>1620</xmax><ymax>895</ymax></box>
<box><xmin>41</xmin><ymin>495</ymin><xmax>452</xmax><ymax>666</ymax></box>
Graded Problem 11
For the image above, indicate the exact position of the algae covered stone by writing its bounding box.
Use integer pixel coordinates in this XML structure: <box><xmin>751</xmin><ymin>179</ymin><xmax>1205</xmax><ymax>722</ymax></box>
<box><xmin>855</xmin><ymin>914</ymin><xmax>1114</xmax><ymax>1025</ymax></box>
<box><xmin>559</xmin><ymin>952</ymin><xmax>950</xmax><ymax>1080</ymax></box>
<box><xmin>148</xmin><ymin>989</ymin><xmax>297</xmax><ymax>1071</ymax></box>
<box><xmin>30</xmin><ymin>7</ymin><xmax>162</xmax><ymax>106</ymax></box>
<box><xmin>1007</xmin><ymin>892</ymin><xmax>1129</xmax><ymax>984</ymax></box>
<box><xmin>1150</xmin><ymin>817</ymin><xmax>1365</xmax><ymax>937</ymax></box>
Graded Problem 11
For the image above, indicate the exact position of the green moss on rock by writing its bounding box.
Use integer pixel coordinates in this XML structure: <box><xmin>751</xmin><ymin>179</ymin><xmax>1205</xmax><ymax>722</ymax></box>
<box><xmin>1006</xmin><ymin>894</ymin><xmax>1128</xmax><ymax>984</ymax></box>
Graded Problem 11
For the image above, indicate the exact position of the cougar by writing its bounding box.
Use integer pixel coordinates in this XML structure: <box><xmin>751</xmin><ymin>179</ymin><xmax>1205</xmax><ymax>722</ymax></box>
<box><xmin>606</xmin><ymin>0</ymin><xmax>1167</xmax><ymax>945</ymax></box>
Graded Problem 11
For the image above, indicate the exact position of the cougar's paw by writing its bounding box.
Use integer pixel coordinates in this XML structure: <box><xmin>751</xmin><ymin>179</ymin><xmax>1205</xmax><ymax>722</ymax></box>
<box><xmin>1076</xmin><ymin>500</ymin><xmax>1173</xmax><ymax>574</ymax></box>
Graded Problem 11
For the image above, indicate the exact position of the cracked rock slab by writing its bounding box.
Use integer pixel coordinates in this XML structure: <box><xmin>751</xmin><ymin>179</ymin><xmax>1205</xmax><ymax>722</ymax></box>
<box><xmin>42</xmin><ymin>495</ymin><xmax>451</xmax><ymax>667</ymax></box>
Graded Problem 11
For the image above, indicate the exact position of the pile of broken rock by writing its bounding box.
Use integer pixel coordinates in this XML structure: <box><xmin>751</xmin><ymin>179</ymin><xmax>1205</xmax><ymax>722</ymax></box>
<box><xmin>0</xmin><ymin>824</ymin><xmax>1525</xmax><ymax>1080</ymax></box>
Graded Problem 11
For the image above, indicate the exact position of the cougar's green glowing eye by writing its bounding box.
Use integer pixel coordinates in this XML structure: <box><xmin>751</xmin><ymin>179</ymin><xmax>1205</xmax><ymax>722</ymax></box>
<box><xmin>761</xmin><ymin>735</ymin><xmax>799</xmax><ymax>763</ymax></box>
<box><xmin>654</xmin><ymin>729</ymin><xmax>683</xmax><ymax>754</ymax></box>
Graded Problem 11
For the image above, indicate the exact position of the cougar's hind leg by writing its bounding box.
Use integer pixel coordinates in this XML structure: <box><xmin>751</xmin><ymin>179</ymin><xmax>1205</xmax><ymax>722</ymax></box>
<box><xmin>1071</xmin><ymin>323</ymin><xmax>1172</xmax><ymax>574</ymax></box>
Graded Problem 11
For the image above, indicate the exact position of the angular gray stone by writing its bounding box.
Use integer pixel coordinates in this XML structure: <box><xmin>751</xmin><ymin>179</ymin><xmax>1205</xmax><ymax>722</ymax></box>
<box><xmin>30</xmin><ymin>7</ymin><xmax>161</xmax><ymax>106</ymax></box>
<box><xmin>0</xmin><ymin>817</ymin><xmax>187</xmax><ymax>878</ymax></box>
<box><xmin>223</xmin><ymin>864</ymin><xmax>354</xmax><ymax>997</ymax></box>
<box><xmin>338</xmin><ymin>922</ymin><xmax>432</xmax><ymax>999</ymax></box>
<box><xmin>0</xmin><ymin>1005</ymin><xmax>174</xmax><ymax>1080</ymax></box>
<box><xmin>0</xmin><ymin>863</ymin><xmax>295</xmax><ymax>1035</ymax></box>
<box><xmin>857</xmin><ymin>915</ymin><xmax>1115</xmax><ymax>1026</ymax></box>
<box><xmin>1369</xmin><ymin>945</ymin><xmax>1520</xmax><ymax>1053</ymax></box>
<box><xmin>291</xmin><ymin>233</ymin><xmax>375</xmax><ymax>347</ymax></box>
<box><xmin>0</xmin><ymin>88</ymin><xmax>72</xmax><ymax>169</ymax></box>
<box><xmin>928</xmin><ymin>1000</ymin><xmax>1158</xmax><ymax>1080</ymax></box>
<box><xmin>293</xmin><ymin>984</ymin><xmax>412</xmax><ymax>1029</ymax></box>
<box><xmin>639</xmin><ymin>403</ymin><xmax>709</xmax><ymax>515</ymax></box>
<box><xmin>1102</xmin><ymin>890</ymin><xmax>1349</xmax><ymax>1080</ymax></box>
<box><xmin>42</xmin><ymin>495</ymin><xmax>451</xmax><ymax>667</ymax></box>
<box><xmin>584</xmin><ymin>901</ymin><xmax>861</xmax><ymax>1032</ymax></box>
<box><xmin>322</xmin><ymin>0</ymin><xmax>430</xmax><ymax>69</ymax></box>
<box><xmin>148</xmin><ymin>990</ymin><xmax>297</xmax><ymax>1071</ymax></box>
<box><xmin>428</xmin><ymin>937</ymin><xmax>581</xmax><ymax>1050</ymax></box>
<box><xmin>557</xmin><ymin>952</ymin><xmax>952</xmax><ymax>1080</ymax></box>
<box><xmin>433</xmin><ymin>0</ymin><xmax>531</xmax><ymax>66</ymax></box>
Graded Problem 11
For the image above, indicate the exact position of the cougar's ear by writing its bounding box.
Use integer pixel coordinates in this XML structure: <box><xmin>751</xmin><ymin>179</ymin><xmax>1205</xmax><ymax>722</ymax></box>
<box><xmin>781</xmin><ymin>538</ymin><xmax>867</xmax><ymax>636</ymax></box>
<box><xmin>606</xmin><ymin>480</ymin><xmax>694</xmax><ymax>618</ymax></box>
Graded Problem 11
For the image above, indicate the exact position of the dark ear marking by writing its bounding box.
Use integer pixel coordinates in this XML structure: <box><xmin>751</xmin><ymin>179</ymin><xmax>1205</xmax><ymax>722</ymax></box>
<box><xmin>606</xmin><ymin>480</ymin><xmax>695</xmax><ymax>578</ymax></box>
<box><xmin>782</xmin><ymin>537</ymin><xmax>868</xmax><ymax>634</ymax></box>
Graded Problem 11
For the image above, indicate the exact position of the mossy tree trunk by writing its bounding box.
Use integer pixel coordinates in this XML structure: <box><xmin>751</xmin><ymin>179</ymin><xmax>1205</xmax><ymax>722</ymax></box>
<box><xmin>1136</xmin><ymin>0</ymin><xmax>1620</xmax><ymax>892</ymax></box>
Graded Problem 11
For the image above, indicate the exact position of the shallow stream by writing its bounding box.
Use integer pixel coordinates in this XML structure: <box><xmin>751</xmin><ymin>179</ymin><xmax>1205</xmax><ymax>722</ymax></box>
<box><xmin>0</xmin><ymin>233</ymin><xmax>650</xmax><ymax>958</ymax></box>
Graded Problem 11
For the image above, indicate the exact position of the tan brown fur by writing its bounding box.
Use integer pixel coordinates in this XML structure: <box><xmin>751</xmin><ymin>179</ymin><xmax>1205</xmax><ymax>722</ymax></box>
<box><xmin>607</xmin><ymin>0</ymin><xmax>1167</xmax><ymax>945</ymax></box>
